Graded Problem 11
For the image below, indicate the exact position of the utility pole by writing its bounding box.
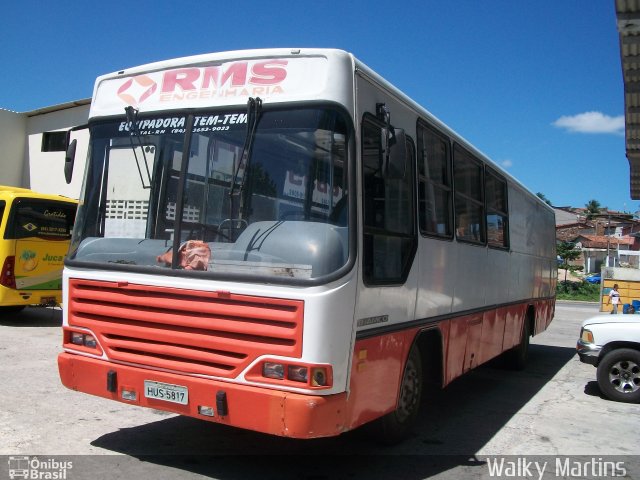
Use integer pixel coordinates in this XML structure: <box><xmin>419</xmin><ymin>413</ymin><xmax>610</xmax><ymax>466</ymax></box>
<box><xmin>607</xmin><ymin>213</ymin><xmax>611</xmax><ymax>267</ymax></box>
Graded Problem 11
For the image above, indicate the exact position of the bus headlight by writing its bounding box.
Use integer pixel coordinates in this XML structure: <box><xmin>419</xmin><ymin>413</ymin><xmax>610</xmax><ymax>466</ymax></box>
<box><xmin>71</xmin><ymin>331</ymin><xmax>85</xmax><ymax>345</ymax></box>
<box><xmin>64</xmin><ymin>328</ymin><xmax>102</xmax><ymax>354</ymax></box>
<box><xmin>262</xmin><ymin>362</ymin><xmax>285</xmax><ymax>380</ymax></box>
<box><xmin>287</xmin><ymin>365</ymin><xmax>308</xmax><ymax>383</ymax></box>
<box><xmin>83</xmin><ymin>335</ymin><xmax>97</xmax><ymax>348</ymax></box>
<box><xmin>250</xmin><ymin>360</ymin><xmax>332</xmax><ymax>389</ymax></box>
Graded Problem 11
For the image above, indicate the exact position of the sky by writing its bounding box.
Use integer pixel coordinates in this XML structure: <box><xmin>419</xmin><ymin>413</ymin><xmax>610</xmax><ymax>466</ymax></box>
<box><xmin>0</xmin><ymin>1</ymin><xmax>630</xmax><ymax>212</ymax></box>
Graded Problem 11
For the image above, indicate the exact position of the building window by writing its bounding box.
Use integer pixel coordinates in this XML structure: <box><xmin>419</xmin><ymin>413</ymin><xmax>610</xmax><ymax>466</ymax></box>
<box><xmin>486</xmin><ymin>168</ymin><xmax>509</xmax><ymax>248</ymax></box>
<box><xmin>41</xmin><ymin>131</ymin><xmax>67</xmax><ymax>152</ymax></box>
<box><xmin>454</xmin><ymin>145</ymin><xmax>485</xmax><ymax>244</ymax></box>
<box><xmin>361</xmin><ymin>116</ymin><xmax>416</xmax><ymax>284</ymax></box>
<box><xmin>417</xmin><ymin>121</ymin><xmax>452</xmax><ymax>238</ymax></box>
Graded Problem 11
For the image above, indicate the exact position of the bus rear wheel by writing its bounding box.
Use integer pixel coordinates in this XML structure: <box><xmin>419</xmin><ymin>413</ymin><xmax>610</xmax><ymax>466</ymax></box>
<box><xmin>371</xmin><ymin>345</ymin><xmax>423</xmax><ymax>445</ymax></box>
<box><xmin>501</xmin><ymin>317</ymin><xmax>530</xmax><ymax>371</ymax></box>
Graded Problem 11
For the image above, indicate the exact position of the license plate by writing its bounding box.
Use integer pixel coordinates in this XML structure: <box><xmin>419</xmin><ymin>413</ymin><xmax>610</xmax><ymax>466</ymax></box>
<box><xmin>144</xmin><ymin>380</ymin><xmax>188</xmax><ymax>405</ymax></box>
<box><xmin>40</xmin><ymin>296</ymin><xmax>56</xmax><ymax>305</ymax></box>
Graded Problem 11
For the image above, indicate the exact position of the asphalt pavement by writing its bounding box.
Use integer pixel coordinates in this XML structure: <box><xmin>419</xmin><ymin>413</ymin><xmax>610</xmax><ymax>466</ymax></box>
<box><xmin>0</xmin><ymin>301</ymin><xmax>638</xmax><ymax>480</ymax></box>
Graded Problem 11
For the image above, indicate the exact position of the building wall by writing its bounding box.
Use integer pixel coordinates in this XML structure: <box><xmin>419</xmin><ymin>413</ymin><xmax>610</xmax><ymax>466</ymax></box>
<box><xmin>0</xmin><ymin>109</ymin><xmax>27</xmax><ymax>186</ymax></box>
<box><xmin>26</xmin><ymin>104</ymin><xmax>90</xmax><ymax>199</ymax></box>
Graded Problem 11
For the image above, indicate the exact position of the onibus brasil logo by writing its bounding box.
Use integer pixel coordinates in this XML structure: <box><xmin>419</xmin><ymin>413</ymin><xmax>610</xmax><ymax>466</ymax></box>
<box><xmin>8</xmin><ymin>456</ymin><xmax>73</xmax><ymax>479</ymax></box>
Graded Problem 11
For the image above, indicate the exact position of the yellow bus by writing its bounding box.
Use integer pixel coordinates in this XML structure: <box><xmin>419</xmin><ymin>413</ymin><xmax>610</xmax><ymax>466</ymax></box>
<box><xmin>0</xmin><ymin>186</ymin><xmax>77</xmax><ymax>313</ymax></box>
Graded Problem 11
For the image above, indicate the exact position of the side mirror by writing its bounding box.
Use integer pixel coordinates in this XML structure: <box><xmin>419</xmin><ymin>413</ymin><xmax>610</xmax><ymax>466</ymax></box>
<box><xmin>384</xmin><ymin>128</ymin><xmax>407</xmax><ymax>180</ymax></box>
<box><xmin>64</xmin><ymin>139</ymin><xmax>77</xmax><ymax>184</ymax></box>
<box><xmin>376</xmin><ymin>104</ymin><xmax>408</xmax><ymax>180</ymax></box>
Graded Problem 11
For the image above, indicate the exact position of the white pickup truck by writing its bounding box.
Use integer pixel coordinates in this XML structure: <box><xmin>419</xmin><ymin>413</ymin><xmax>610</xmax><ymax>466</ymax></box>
<box><xmin>577</xmin><ymin>315</ymin><xmax>640</xmax><ymax>403</ymax></box>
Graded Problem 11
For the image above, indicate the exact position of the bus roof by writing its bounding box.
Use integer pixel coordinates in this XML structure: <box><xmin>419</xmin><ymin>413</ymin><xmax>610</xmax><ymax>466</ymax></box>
<box><xmin>95</xmin><ymin>48</ymin><xmax>351</xmax><ymax>82</ymax></box>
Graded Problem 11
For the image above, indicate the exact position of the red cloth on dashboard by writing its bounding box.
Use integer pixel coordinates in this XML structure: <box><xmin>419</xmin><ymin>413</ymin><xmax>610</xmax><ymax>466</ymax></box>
<box><xmin>156</xmin><ymin>240</ymin><xmax>211</xmax><ymax>271</ymax></box>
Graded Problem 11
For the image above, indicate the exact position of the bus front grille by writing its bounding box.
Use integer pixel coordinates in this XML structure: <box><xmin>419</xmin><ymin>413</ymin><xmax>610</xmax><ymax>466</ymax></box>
<box><xmin>67</xmin><ymin>279</ymin><xmax>304</xmax><ymax>378</ymax></box>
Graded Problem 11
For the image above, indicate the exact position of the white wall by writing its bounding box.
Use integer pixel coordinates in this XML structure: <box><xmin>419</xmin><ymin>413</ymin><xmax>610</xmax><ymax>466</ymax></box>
<box><xmin>0</xmin><ymin>109</ymin><xmax>27</xmax><ymax>186</ymax></box>
<box><xmin>26</xmin><ymin>104</ymin><xmax>90</xmax><ymax>199</ymax></box>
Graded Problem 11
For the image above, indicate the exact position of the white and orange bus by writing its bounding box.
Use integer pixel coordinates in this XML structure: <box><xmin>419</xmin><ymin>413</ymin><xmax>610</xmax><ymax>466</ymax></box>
<box><xmin>58</xmin><ymin>48</ymin><xmax>556</xmax><ymax>442</ymax></box>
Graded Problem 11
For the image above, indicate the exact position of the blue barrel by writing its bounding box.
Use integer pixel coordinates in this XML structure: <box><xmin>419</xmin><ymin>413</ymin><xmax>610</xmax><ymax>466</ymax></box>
<box><xmin>623</xmin><ymin>304</ymin><xmax>630</xmax><ymax>314</ymax></box>
<box><xmin>632</xmin><ymin>300</ymin><xmax>640</xmax><ymax>310</ymax></box>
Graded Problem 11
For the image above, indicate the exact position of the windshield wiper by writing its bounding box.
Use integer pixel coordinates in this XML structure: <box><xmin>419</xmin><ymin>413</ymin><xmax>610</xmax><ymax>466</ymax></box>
<box><xmin>229</xmin><ymin>97</ymin><xmax>262</xmax><ymax>218</ymax></box>
<box><xmin>124</xmin><ymin>106</ymin><xmax>152</xmax><ymax>189</ymax></box>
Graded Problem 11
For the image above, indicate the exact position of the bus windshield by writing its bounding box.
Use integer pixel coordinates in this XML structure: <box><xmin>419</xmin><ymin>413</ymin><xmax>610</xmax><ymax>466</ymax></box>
<box><xmin>68</xmin><ymin>106</ymin><xmax>352</xmax><ymax>282</ymax></box>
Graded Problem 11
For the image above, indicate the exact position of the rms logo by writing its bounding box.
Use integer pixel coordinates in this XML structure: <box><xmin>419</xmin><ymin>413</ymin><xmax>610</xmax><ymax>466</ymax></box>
<box><xmin>117</xmin><ymin>75</ymin><xmax>157</xmax><ymax>106</ymax></box>
<box><xmin>117</xmin><ymin>60</ymin><xmax>289</xmax><ymax>106</ymax></box>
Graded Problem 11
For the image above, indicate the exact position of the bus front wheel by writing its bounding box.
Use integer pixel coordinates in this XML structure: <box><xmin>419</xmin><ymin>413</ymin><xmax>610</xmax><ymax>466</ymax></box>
<box><xmin>371</xmin><ymin>345</ymin><xmax>423</xmax><ymax>445</ymax></box>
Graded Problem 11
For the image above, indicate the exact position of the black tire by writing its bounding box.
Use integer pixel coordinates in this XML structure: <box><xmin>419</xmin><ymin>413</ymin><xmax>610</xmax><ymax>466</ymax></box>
<box><xmin>0</xmin><ymin>306</ymin><xmax>26</xmax><ymax>315</ymax></box>
<box><xmin>502</xmin><ymin>318</ymin><xmax>530</xmax><ymax>371</ymax></box>
<box><xmin>371</xmin><ymin>345</ymin><xmax>423</xmax><ymax>445</ymax></box>
<box><xmin>596</xmin><ymin>349</ymin><xmax>640</xmax><ymax>403</ymax></box>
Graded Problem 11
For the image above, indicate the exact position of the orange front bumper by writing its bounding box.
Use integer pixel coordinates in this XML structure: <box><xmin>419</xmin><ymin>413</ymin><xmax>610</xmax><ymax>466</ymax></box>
<box><xmin>58</xmin><ymin>352</ymin><xmax>348</xmax><ymax>439</ymax></box>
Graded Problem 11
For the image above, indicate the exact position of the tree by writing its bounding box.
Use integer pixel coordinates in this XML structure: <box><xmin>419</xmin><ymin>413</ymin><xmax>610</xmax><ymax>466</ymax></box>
<box><xmin>584</xmin><ymin>199</ymin><xmax>602</xmax><ymax>220</ymax></box>
<box><xmin>557</xmin><ymin>241</ymin><xmax>582</xmax><ymax>282</ymax></box>
<box><xmin>536</xmin><ymin>192</ymin><xmax>552</xmax><ymax>206</ymax></box>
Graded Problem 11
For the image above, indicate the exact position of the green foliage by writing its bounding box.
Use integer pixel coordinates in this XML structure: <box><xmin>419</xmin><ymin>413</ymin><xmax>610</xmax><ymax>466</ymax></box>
<box><xmin>556</xmin><ymin>281</ymin><xmax>600</xmax><ymax>301</ymax></box>
<box><xmin>536</xmin><ymin>192</ymin><xmax>552</xmax><ymax>206</ymax></box>
<box><xmin>556</xmin><ymin>241</ymin><xmax>581</xmax><ymax>265</ymax></box>
<box><xmin>584</xmin><ymin>199</ymin><xmax>603</xmax><ymax>220</ymax></box>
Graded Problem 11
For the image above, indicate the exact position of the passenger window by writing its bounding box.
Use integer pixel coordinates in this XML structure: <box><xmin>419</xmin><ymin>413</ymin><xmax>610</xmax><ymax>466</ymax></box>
<box><xmin>486</xmin><ymin>168</ymin><xmax>509</xmax><ymax>248</ymax></box>
<box><xmin>417</xmin><ymin>122</ymin><xmax>452</xmax><ymax>237</ymax></box>
<box><xmin>361</xmin><ymin>116</ymin><xmax>416</xmax><ymax>284</ymax></box>
<box><xmin>454</xmin><ymin>145</ymin><xmax>485</xmax><ymax>244</ymax></box>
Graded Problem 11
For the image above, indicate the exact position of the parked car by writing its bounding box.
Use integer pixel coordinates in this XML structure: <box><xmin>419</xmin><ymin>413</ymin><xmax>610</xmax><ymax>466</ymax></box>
<box><xmin>577</xmin><ymin>315</ymin><xmax>640</xmax><ymax>403</ymax></box>
<box><xmin>584</xmin><ymin>273</ymin><xmax>601</xmax><ymax>284</ymax></box>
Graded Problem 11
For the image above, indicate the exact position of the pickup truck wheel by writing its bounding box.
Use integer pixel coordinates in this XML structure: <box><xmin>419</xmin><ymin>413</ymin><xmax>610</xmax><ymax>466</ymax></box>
<box><xmin>596</xmin><ymin>349</ymin><xmax>640</xmax><ymax>403</ymax></box>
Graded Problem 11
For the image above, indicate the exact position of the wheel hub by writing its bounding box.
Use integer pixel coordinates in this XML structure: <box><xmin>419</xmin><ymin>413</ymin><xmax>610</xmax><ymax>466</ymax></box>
<box><xmin>609</xmin><ymin>359</ymin><xmax>640</xmax><ymax>394</ymax></box>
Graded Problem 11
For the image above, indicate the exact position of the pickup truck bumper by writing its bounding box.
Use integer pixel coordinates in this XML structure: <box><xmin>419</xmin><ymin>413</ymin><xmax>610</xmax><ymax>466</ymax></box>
<box><xmin>576</xmin><ymin>340</ymin><xmax>601</xmax><ymax>366</ymax></box>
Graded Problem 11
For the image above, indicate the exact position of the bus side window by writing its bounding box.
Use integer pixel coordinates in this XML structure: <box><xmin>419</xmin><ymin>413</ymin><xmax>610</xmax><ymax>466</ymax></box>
<box><xmin>453</xmin><ymin>145</ymin><xmax>485</xmax><ymax>244</ymax></box>
<box><xmin>361</xmin><ymin>115</ymin><xmax>416</xmax><ymax>285</ymax></box>
<box><xmin>417</xmin><ymin>121</ymin><xmax>452</xmax><ymax>238</ymax></box>
<box><xmin>486</xmin><ymin>168</ymin><xmax>509</xmax><ymax>248</ymax></box>
<box><xmin>0</xmin><ymin>201</ymin><xmax>5</xmax><ymax>230</ymax></box>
